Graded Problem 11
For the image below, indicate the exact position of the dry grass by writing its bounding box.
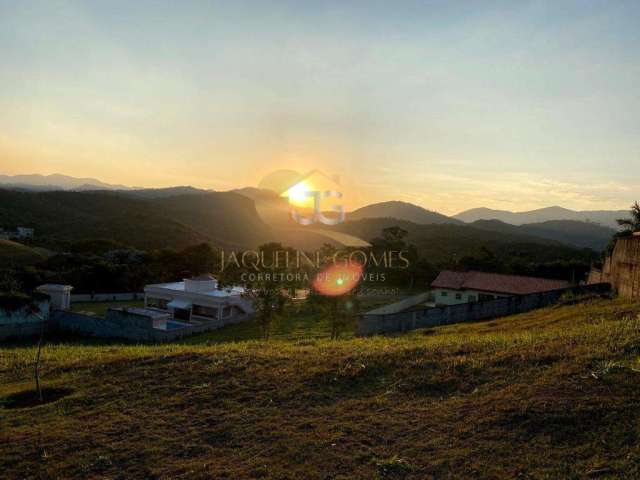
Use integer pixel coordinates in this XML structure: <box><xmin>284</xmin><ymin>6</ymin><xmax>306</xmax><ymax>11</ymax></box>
<box><xmin>2</xmin><ymin>297</ymin><xmax>640</xmax><ymax>479</ymax></box>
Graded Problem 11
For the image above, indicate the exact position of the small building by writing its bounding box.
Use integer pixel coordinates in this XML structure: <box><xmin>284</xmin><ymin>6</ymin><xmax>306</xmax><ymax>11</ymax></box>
<box><xmin>36</xmin><ymin>284</ymin><xmax>73</xmax><ymax>311</ymax></box>
<box><xmin>430</xmin><ymin>271</ymin><xmax>571</xmax><ymax>306</ymax></box>
<box><xmin>144</xmin><ymin>274</ymin><xmax>254</xmax><ymax>325</ymax></box>
<box><xmin>16</xmin><ymin>227</ymin><xmax>34</xmax><ymax>238</ymax></box>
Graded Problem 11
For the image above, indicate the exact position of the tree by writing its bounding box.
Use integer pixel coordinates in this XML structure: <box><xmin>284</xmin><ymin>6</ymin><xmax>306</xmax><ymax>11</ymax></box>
<box><xmin>0</xmin><ymin>272</ymin><xmax>21</xmax><ymax>293</ymax></box>
<box><xmin>616</xmin><ymin>201</ymin><xmax>640</xmax><ymax>232</ymax></box>
<box><xmin>232</xmin><ymin>243</ymin><xmax>295</xmax><ymax>340</ymax></box>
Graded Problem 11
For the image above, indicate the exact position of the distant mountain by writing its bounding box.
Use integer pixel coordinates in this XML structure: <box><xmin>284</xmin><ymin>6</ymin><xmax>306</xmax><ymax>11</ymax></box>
<box><xmin>232</xmin><ymin>187</ymin><xmax>280</xmax><ymax>201</ymax></box>
<box><xmin>454</xmin><ymin>206</ymin><xmax>627</xmax><ymax>229</ymax></box>
<box><xmin>117</xmin><ymin>186</ymin><xmax>210</xmax><ymax>198</ymax></box>
<box><xmin>0</xmin><ymin>189</ymin><xmax>600</xmax><ymax>276</ymax></box>
<box><xmin>0</xmin><ymin>173</ymin><xmax>134</xmax><ymax>191</ymax></box>
<box><xmin>349</xmin><ymin>201</ymin><xmax>463</xmax><ymax>225</ymax></box>
<box><xmin>327</xmin><ymin>217</ymin><xmax>594</xmax><ymax>266</ymax></box>
<box><xmin>469</xmin><ymin>219</ymin><xmax>615</xmax><ymax>251</ymax></box>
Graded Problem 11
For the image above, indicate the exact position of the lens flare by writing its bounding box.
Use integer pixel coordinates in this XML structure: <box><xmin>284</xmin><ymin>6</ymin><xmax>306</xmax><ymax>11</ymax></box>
<box><xmin>312</xmin><ymin>262</ymin><xmax>363</xmax><ymax>296</ymax></box>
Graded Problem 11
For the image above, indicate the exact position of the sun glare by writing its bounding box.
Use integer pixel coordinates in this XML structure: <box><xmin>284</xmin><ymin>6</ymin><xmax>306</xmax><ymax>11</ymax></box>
<box><xmin>283</xmin><ymin>181</ymin><xmax>314</xmax><ymax>208</ymax></box>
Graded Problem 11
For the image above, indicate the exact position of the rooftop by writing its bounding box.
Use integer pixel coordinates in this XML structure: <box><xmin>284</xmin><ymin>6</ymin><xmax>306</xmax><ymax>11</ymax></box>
<box><xmin>430</xmin><ymin>271</ymin><xmax>571</xmax><ymax>295</ymax></box>
<box><xmin>36</xmin><ymin>284</ymin><xmax>74</xmax><ymax>292</ymax></box>
<box><xmin>145</xmin><ymin>281</ymin><xmax>245</xmax><ymax>297</ymax></box>
<box><xmin>110</xmin><ymin>307</ymin><xmax>170</xmax><ymax>319</ymax></box>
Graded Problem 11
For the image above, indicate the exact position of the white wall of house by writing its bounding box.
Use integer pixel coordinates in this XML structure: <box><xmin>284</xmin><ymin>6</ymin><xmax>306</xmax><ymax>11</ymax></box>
<box><xmin>432</xmin><ymin>288</ymin><xmax>511</xmax><ymax>306</ymax></box>
<box><xmin>36</xmin><ymin>285</ymin><xmax>73</xmax><ymax>311</ymax></box>
<box><xmin>144</xmin><ymin>278</ymin><xmax>254</xmax><ymax>324</ymax></box>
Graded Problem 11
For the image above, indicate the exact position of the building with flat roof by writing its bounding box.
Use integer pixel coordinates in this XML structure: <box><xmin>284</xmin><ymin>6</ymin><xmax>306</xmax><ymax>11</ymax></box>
<box><xmin>430</xmin><ymin>270</ymin><xmax>571</xmax><ymax>306</ymax></box>
<box><xmin>144</xmin><ymin>274</ymin><xmax>254</xmax><ymax>325</ymax></box>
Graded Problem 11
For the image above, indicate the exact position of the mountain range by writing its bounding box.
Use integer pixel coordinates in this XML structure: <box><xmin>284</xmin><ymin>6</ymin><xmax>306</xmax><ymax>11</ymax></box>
<box><xmin>348</xmin><ymin>201</ymin><xmax>463</xmax><ymax>225</ymax></box>
<box><xmin>0</xmin><ymin>173</ymin><xmax>628</xmax><ymax>252</ymax></box>
<box><xmin>453</xmin><ymin>206</ymin><xmax>627</xmax><ymax>229</ymax></box>
<box><xmin>0</xmin><ymin>173</ymin><xmax>135</xmax><ymax>191</ymax></box>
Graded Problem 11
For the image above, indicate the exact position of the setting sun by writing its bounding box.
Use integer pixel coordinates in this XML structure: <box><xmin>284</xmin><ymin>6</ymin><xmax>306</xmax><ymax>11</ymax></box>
<box><xmin>282</xmin><ymin>180</ymin><xmax>315</xmax><ymax>208</ymax></box>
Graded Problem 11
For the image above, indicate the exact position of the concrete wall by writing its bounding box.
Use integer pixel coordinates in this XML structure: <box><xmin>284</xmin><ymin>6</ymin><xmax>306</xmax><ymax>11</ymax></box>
<box><xmin>357</xmin><ymin>283</ymin><xmax>611</xmax><ymax>336</ymax></box>
<box><xmin>0</xmin><ymin>321</ymin><xmax>48</xmax><ymax>341</ymax></box>
<box><xmin>589</xmin><ymin>236</ymin><xmax>640</xmax><ymax>299</ymax></box>
<box><xmin>0</xmin><ymin>300</ymin><xmax>50</xmax><ymax>341</ymax></box>
<box><xmin>432</xmin><ymin>288</ymin><xmax>509</xmax><ymax>306</ymax></box>
<box><xmin>51</xmin><ymin>310</ymin><xmax>252</xmax><ymax>342</ymax></box>
<box><xmin>71</xmin><ymin>292</ymin><xmax>144</xmax><ymax>303</ymax></box>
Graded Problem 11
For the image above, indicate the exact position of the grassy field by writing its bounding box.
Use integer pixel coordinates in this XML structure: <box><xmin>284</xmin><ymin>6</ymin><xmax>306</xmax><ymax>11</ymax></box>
<box><xmin>2</xmin><ymin>297</ymin><xmax>640</xmax><ymax>479</ymax></box>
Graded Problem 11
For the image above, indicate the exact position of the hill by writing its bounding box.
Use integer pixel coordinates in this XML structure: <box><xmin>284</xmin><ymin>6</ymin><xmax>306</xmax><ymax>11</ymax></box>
<box><xmin>0</xmin><ymin>190</ymin><xmax>601</xmax><ymax>266</ymax></box>
<box><xmin>349</xmin><ymin>201</ymin><xmax>462</xmax><ymax>225</ymax></box>
<box><xmin>454</xmin><ymin>206</ymin><xmax>627</xmax><ymax>229</ymax></box>
<box><xmin>2</xmin><ymin>297</ymin><xmax>640</xmax><ymax>478</ymax></box>
<box><xmin>0</xmin><ymin>239</ymin><xmax>45</xmax><ymax>267</ymax></box>
<box><xmin>470</xmin><ymin>219</ymin><xmax>616</xmax><ymax>251</ymax></box>
<box><xmin>330</xmin><ymin>217</ymin><xmax>594</xmax><ymax>264</ymax></box>
<box><xmin>0</xmin><ymin>190</ymin><xmax>210</xmax><ymax>251</ymax></box>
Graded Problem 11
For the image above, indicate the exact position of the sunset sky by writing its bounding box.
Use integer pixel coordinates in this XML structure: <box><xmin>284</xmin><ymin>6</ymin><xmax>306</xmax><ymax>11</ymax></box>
<box><xmin>1</xmin><ymin>1</ymin><xmax>639</xmax><ymax>214</ymax></box>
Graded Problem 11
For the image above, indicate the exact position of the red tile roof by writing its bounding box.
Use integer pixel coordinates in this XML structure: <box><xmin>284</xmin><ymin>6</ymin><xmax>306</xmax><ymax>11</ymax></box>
<box><xmin>430</xmin><ymin>270</ymin><xmax>571</xmax><ymax>295</ymax></box>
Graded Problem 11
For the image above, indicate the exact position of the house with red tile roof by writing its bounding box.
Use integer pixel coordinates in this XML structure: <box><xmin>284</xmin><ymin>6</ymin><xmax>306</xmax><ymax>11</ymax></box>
<box><xmin>430</xmin><ymin>270</ymin><xmax>571</xmax><ymax>305</ymax></box>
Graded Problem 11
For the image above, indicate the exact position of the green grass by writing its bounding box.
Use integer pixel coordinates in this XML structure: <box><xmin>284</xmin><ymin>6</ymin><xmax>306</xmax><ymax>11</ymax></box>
<box><xmin>2</xmin><ymin>297</ymin><xmax>640</xmax><ymax>478</ymax></box>
<box><xmin>70</xmin><ymin>300</ymin><xmax>145</xmax><ymax>317</ymax></box>
<box><xmin>0</xmin><ymin>239</ymin><xmax>44</xmax><ymax>266</ymax></box>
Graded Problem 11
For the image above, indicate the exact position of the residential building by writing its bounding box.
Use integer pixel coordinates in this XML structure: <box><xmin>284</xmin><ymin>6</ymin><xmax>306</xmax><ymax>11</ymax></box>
<box><xmin>430</xmin><ymin>270</ymin><xmax>571</xmax><ymax>306</ymax></box>
<box><xmin>16</xmin><ymin>227</ymin><xmax>34</xmax><ymax>238</ymax></box>
<box><xmin>36</xmin><ymin>284</ymin><xmax>73</xmax><ymax>311</ymax></box>
<box><xmin>144</xmin><ymin>274</ymin><xmax>254</xmax><ymax>325</ymax></box>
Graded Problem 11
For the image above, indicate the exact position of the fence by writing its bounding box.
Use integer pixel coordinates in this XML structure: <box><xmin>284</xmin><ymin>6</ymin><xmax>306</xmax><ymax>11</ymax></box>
<box><xmin>357</xmin><ymin>283</ymin><xmax>611</xmax><ymax>336</ymax></box>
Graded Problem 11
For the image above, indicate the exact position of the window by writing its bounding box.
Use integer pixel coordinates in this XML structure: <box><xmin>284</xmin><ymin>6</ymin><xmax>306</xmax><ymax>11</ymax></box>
<box><xmin>468</xmin><ymin>295</ymin><xmax>477</xmax><ymax>302</ymax></box>
<box><xmin>455</xmin><ymin>293</ymin><xmax>462</xmax><ymax>300</ymax></box>
<box><xmin>441</xmin><ymin>291</ymin><xmax>448</xmax><ymax>297</ymax></box>
<box><xmin>222</xmin><ymin>306</ymin><xmax>232</xmax><ymax>317</ymax></box>
<box><xmin>192</xmin><ymin>305</ymin><xmax>218</xmax><ymax>319</ymax></box>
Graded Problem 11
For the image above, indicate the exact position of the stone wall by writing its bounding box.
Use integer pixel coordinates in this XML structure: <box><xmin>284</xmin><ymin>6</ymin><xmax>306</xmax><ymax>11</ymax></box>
<box><xmin>589</xmin><ymin>236</ymin><xmax>640</xmax><ymax>299</ymax></box>
<box><xmin>357</xmin><ymin>283</ymin><xmax>611</xmax><ymax>336</ymax></box>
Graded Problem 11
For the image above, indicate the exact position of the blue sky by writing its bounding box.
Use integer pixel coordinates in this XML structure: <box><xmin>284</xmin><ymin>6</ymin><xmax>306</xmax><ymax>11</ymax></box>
<box><xmin>1</xmin><ymin>0</ymin><xmax>639</xmax><ymax>213</ymax></box>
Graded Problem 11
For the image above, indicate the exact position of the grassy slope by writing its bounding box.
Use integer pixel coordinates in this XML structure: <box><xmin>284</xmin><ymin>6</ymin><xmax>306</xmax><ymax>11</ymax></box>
<box><xmin>0</xmin><ymin>239</ymin><xmax>45</xmax><ymax>266</ymax></box>
<box><xmin>2</xmin><ymin>298</ymin><xmax>640</xmax><ymax>479</ymax></box>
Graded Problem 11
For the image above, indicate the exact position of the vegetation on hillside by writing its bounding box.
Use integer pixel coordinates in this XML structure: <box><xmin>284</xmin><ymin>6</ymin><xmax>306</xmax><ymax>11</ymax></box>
<box><xmin>0</xmin><ymin>239</ymin><xmax>45</xmax><ymax>267</ymax></box>
<box><xmin>1</xmin><ymin>297</ymin><xmax>639</xmax><ymax>478</ymax></box>
<box><xmin>617</xmin><ymin>201</ymin><xmax>640</xmax><ymax>233</ymax></box>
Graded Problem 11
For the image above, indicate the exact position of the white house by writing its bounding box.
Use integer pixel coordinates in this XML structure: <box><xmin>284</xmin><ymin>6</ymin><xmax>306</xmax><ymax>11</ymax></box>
<box><xmin>144</xmin><ymin>274</ymin><xmax>254</xmax><ymax>325</ymax></box>
<box><xmin>16</xmin><ymin>227</ymin><xmax>34</xmax><ymax>238</ymax></box>
<box><xmin>36</xmin><ymin>284</ymin><xmax>73</xmax><ymax>311</ymax></box>
<box><xmin>430</xmin><ymin>271</ymin><xmax>571</xmax><ymax>306</ymax></box>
